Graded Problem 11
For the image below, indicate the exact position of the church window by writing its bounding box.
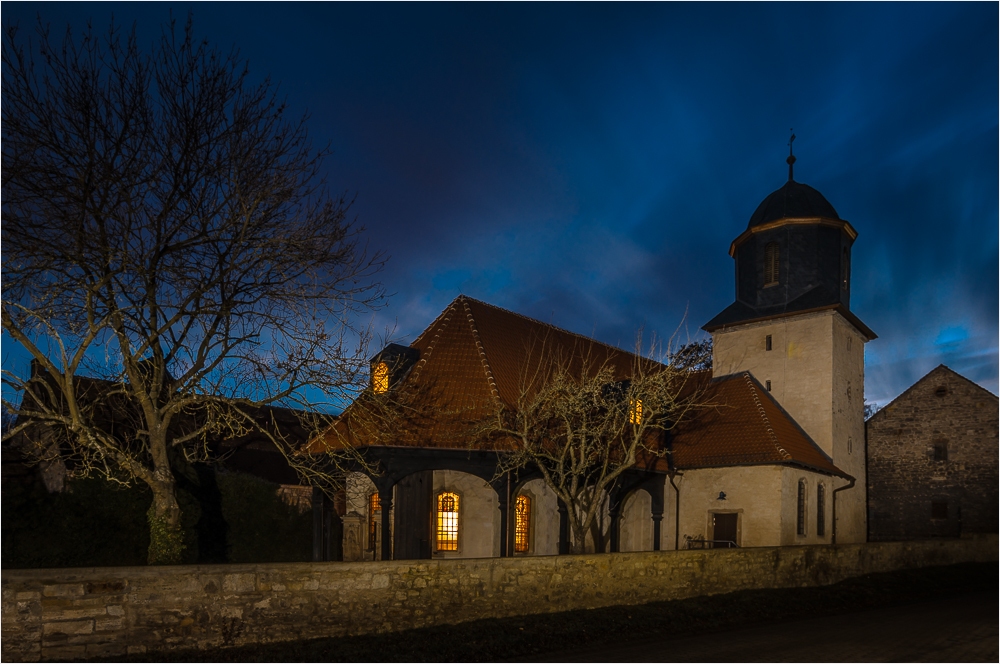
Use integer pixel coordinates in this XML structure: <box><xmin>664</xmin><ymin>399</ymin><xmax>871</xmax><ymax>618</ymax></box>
<box><xmin>764</xmin><ymin>242</ymin><xmax>780</xmax><ymax>287</ymax></box>
<box><xmin>816</xmin><ymin>484</ymin><xmax>826</xmax><ymax>537</ymax></box>
<box><xmin>765</xmin><ymin>380</ymin><xmax>771</xmax><ymax>392</ymax></box>
<box><xmin>796</xmin><ymin>480</ymin><xmax>806</xmax><ymax>535</ymax></box>
<box><xmin>367</xmin><ymin>492</ymin><xmax>381</xmax><ymax>551</ymax></box>
<box><xmin>933</xmin><ymin>441</ymin><xmax>948</xmax><ymax>461</ymax></box>
<box><xmin>765</xmin><ymin>335</ymin><xmax>772</xmax><ymax>351</ymax></box>
<box><xmin>514</xmin><ymin>494</ymin><xmax>531</xmax><ymax>553</ymax></box>
<box><xmin>436</xmin><ymin>492</ymin><xmax>460</xmax><ymax>551</ymax></box>
<box><xmin>931</xmin><ymin>501</ymin><xmax>948</xmax><ymax>520</ymax></box>
<box><xmin>628</xmin><ymin>398</ymin><xmax>643</xmax><ymax>424</ymax></box>
<box><xmin>841</xmin><ymin>247</ymin><xmax>850</xmax><ymax>291</ymax></box>
<box><xmin>372</xmin><ymin>362</ymin><xmax>390</xmax><ymax>393</ymax></box>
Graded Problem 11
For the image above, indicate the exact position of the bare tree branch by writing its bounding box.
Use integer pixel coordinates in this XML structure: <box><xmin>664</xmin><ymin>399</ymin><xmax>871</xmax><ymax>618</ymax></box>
<box><xmin>2</xmin><ymin>16</ymin><xmax>385</xmax><ymax>564</ymax></box>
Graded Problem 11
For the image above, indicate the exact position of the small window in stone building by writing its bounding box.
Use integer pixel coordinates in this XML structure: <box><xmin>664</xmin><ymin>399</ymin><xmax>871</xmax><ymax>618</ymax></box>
<box><xmin>764</xmin><ymin>242</ymin><xmax>780</xmax><ymax>287</ymax></box>
<box><xmin>796</xmin><ymin>480</ymin><xmax>806</xmax><ymax>535</ymax></box>
<box><xmin>436</xmin><ymin>492</ymin><xmax>460</xmax><ymax>551</ymax></box>
<box><xmin>367</xmin><ymin>492</ymin><xmax>381</xmax><ymax>551</ymax></box>
<box><xmin>931</xmin><ymin>501</ymin><xmax>948</xmax><ymax>520</ymax></box>
<box><xmin>514</xmin><ymin>494</ymin><xmax>531</xmax><ymax>553</ymax></box>
<box><xmin>816</xmin><ymin>484</ymin><xmax>826</xmax><ymax>537</ymax></box>
<box><xmin>935</xmin><ymin>386</ymin><xmax>947</xmax><ymax>397</ymax></box>
<box><xmin>765</xmin><ymin>380</ymin><xmax>772</xmax><ymax>392</ymax></box>
<box><xmin>848</xmin><ymin>436</ymin><xmax>853</xmax><ymax>454</ymax></box>
<box><xmin>933</xmin><ymin>441</ymin><xmax>948</xmax><ymax>462</ymax></box>
<box><xmin>765</xmin><ymin>335</ymin><xmax>772</xmax><ymax>351</ymax></box>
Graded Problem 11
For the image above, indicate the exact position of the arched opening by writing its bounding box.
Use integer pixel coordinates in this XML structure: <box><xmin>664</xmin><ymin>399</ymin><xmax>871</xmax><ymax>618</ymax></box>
<box><xmin>619</xmin><ymin>489</ymin><xmax>653</xmax><ymax>552</ymax></box>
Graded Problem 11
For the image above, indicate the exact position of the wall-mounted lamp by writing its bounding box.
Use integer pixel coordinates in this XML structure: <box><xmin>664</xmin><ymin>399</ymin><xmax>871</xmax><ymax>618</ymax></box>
<box><xmin>717</xmin><ymin>491</ymin><xmax>727</xmax><ymax>501</ymax></box>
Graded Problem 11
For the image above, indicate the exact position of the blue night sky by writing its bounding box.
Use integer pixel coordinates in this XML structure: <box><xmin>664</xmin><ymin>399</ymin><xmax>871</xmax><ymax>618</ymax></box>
<box><xmin>3</xmin><ymin>2</ymin><xmax>997</xmax><ymax>406</ymax></box>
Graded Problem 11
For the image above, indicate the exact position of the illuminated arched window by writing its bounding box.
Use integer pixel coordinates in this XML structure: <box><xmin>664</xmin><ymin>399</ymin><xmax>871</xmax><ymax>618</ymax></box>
<box><xmin>764</xmin><ymin>242</ymin><xmax>780</xmax><ymax>287</ymax></box>
<box><xmin>367</xmin><ymin>492</ymin><xmax>381</xmax><ymax>551</ymax></box>
<box><xmin>436</xmin><ymin>492</ymin><xmax>459</xmax><ymax>551</ymax></box>
<box><xmin>514</xmin><ymin>494</ymin><xmax>531</xmax><ymax>553</ymax></box>
<box><xmin>628</xmin><ymin>398</ymin><xmax>643</xmax><ymax>424</ymax></box>
<box><xmin>372</xmin><ymin>362</ymin><xmax>389</xmax><ymax>393</ymax></box>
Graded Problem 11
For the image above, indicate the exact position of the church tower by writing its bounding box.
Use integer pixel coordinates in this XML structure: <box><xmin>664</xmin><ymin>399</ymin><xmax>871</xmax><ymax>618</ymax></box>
<box><xmin>703</xmin><ymin>142</ymin><xmax>876</xmax><ymax>544</ymax></box>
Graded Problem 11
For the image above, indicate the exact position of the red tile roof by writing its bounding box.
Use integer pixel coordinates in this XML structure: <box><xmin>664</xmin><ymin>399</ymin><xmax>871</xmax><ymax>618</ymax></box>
<box><xmin>314</xmin><ymin>295</ymin><xmax>847</xmax><ymax>478</ymax></box>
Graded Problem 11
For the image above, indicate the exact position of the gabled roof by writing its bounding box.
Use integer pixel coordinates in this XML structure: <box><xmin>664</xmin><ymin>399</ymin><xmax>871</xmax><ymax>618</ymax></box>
<box><xmin>868</xmin><ymin>364</ymin><xmax>998</xmax><ymax>423</ymax></box>
<box><xmin>316</xmin><ymin>295</ymin><xmax>847</xmax><ymax>478</ymax></box>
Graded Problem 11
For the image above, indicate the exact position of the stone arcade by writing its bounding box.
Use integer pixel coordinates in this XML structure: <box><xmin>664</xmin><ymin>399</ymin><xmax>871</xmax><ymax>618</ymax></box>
<box><xmin>311</xmin><ymin>162</ymin><xmax>877</xmax><ymax>561</ymax></box>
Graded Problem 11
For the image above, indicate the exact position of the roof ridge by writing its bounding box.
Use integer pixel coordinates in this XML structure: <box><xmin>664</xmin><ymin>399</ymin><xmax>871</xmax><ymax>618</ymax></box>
<box><xmin>460</xmin><ymin>297</ymin><xmax>500</xmax><ymax>401</ymax></box>
<box><xmin>459</xmin><ymin>295</ymin><xmax>648</xmax><ymax>364</ymax></box>
<box><xmin>409</xmin><ymin>299</ymin><xmax>460</xmax><ymax>379</ymax></box>
<box><xmin>741</xmin><ymin>372</ymin><xmax>792</xmax><ymax>461</ymax></box>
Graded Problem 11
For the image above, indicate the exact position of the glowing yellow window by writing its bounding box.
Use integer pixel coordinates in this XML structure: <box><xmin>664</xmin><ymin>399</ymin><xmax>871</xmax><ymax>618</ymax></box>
<box><xmin>368</xmin><ymin>492</ymin><xmax>381</xmax><ymax>551</ymax></box>
<box><xmin>514</xmin><ymin>494</ymin><xmax>531</xmax><ymax>553</ymax></box>
<box><xmin>436</xmin><ymin>492</ymin><xmax>459</xmax><ymax>551</ymax></box>
<box><xmin>372</xmin><ymin>362</ymin><xmax>389</xmax><ymax>393</ymax></box>
<box><xmin>628</xmin><ymin>398</ymin><xmax>643</xmax><ymax>424</ymax></box>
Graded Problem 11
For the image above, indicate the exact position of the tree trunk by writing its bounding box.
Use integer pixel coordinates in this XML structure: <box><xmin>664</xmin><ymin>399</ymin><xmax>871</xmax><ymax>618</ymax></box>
<box><xmin>146</xmin><ymin>476</ymin><xmax>185</xmax><ymax>565</ymax></box>
<box><xmin>571</xmin><ymin>523</ymin><xmax>587</xmax><ymax>555</ymax></box>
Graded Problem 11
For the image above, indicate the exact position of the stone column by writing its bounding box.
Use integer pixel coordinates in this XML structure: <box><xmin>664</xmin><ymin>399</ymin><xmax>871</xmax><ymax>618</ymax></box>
<box><xmin>492</xmin><ymin>474</ymin><xmax>511</xmax><ymax>557</ymax></box>
<box><xmin>557</xmin><ymin>499</ymin><xmax>570</xmax><ymax>555</ymax></box>
<box><xmin>379</xmin><ymin>484</ymin><xmax>394</xmax><ymax>561</ymax></box>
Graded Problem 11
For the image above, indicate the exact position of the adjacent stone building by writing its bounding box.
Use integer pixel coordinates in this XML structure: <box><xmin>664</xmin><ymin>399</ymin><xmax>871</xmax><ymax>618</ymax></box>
<box><xmin>866</xmin><ymin>365</ymin><xmax>998</xmax><ymax>540</ymax></box>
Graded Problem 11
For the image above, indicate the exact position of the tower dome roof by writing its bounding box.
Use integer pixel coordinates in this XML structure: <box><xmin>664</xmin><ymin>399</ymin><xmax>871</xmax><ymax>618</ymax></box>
<box><xmin>747</xmin><ymin>180</ymin><xmax>840</xmax><ymax>228</ymax></box>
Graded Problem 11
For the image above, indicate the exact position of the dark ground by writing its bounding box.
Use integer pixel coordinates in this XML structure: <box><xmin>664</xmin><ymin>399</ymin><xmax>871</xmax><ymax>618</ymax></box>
<box><xmin>108</xmin><ymin>562</ymin><xmax>997</xmax><ymax>663</ymax></box>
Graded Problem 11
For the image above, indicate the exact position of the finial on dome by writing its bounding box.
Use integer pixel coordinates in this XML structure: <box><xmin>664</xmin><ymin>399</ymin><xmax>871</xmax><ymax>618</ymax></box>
<box><xmin>786</xmin><ymin>130</ymin><xmax>797</xmax><ymax>181</ymax></box>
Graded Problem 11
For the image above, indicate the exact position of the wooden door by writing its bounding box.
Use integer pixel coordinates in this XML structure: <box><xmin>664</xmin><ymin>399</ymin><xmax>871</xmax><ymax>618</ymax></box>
<box><xmin>712</xmin><ymin>513</ymin><xmax>738</xmax><ymax>548</ymax></box>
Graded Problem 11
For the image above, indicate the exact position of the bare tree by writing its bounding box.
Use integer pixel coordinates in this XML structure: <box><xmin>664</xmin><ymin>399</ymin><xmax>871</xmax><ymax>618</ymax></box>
<box><xmin>1</xmin><ymin>18</ymin><xmax>384</xmax><ymax>563</ymax></box>
<box><xmin>670</xmin><ymin>338</ymin><xmax>712</xmax><ymax>372</ymax></box>
<box><xmin>480</xmin><ymin>335</ymin><xmax>709</xmax><ymax>554</ymax></box>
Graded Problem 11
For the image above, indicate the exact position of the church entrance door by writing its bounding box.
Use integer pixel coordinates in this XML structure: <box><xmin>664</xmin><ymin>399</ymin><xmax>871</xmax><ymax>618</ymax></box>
<box><xmin>711</xmin><ymin>512</ymin><xmax>738</xmax><ymax>548</ymax></box>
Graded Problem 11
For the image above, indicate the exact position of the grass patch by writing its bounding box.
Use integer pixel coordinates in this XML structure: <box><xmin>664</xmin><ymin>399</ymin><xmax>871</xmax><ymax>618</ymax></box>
<box><xmin>110</xmin><ymin>561</ymin><xmax>996</xmax><ymax>663</ymax></box>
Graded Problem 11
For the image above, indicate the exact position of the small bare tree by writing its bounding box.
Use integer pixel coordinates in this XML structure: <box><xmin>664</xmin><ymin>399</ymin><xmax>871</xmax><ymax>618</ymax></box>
<box><xmin>481</xmin><ymin>335</ymin><xmax>709</xmax><ymax>554</ymax></box>
<box><xmin>2</xmin><ymin>18</ymin><xmax>384</xmax><ymax>563</ymax></box>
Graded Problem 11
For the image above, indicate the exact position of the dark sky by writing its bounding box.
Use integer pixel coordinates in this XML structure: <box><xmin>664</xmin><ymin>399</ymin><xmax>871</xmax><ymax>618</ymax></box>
<box><xmin>3</xmin><ymin>2</ymin><xmax>997</xmax><ymax>406</ymax></box>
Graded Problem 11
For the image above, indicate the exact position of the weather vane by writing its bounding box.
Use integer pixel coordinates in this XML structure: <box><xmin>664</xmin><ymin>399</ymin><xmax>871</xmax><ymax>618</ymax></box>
<box><xmin>787</xmin><ymin>129</ymin><xmax>797</xmax><ymax>181</ymax></box>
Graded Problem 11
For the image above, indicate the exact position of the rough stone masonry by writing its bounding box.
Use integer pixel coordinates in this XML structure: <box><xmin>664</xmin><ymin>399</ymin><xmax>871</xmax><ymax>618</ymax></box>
<box><xmin>2</xmin><ymin>536</ymin><xmax>996</xmax><ymax>662</ymax></box>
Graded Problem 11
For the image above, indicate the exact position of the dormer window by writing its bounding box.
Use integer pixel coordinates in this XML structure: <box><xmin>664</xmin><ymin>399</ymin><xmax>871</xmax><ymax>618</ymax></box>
<box><xmin>764</xmin><ymin>242</ymin><xmax>779</xmax><ymax>287</ymax></box>
<box><xmin>372</xmin><ymin>362</ymin><xmax>389</xmax><ymax>393</ymax></box>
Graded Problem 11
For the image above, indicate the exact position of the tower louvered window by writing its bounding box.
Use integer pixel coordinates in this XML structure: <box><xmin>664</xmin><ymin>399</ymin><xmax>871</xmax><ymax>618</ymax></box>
<box><xmin>764</xmin><ymin>242</ymin><xmax>780</xmax><ymax>286</ymax></box>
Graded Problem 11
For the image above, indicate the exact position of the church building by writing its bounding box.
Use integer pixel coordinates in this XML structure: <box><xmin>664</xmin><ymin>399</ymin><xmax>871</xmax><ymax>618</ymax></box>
<box><xmin>315</xmin><ymin>155</ymin><xmax>875</xmax><ymax>561</ymax></box>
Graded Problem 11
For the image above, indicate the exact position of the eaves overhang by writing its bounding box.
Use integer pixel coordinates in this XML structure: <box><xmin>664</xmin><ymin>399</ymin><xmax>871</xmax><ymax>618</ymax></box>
<box><xmin>703</xmin><ymin>302</ymin><xmax>877</xmax><ymax>342</ymax></box>
<box><xmin>729</xmin><ymin>216</ymin><xmax>858</xmax><ymax>257</ymax></box>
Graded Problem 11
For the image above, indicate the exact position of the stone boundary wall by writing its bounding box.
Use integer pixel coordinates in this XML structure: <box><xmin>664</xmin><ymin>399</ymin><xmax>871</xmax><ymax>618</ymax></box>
<box><xmin>3</xmin><ymin>536</ymin><xmax>996</xmax><ymax>662</ymax></box>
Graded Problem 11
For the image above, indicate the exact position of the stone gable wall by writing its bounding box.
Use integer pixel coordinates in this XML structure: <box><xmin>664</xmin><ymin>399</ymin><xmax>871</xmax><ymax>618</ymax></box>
<box><xmin>867</xmin><ymin>366</ymin><xmax>998</xmax><ymax>540</ymax></box>
<box><xmin>3</xmin><ymin>536</ymin><xmax>995</xmax><ymax>662</ymax></box>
